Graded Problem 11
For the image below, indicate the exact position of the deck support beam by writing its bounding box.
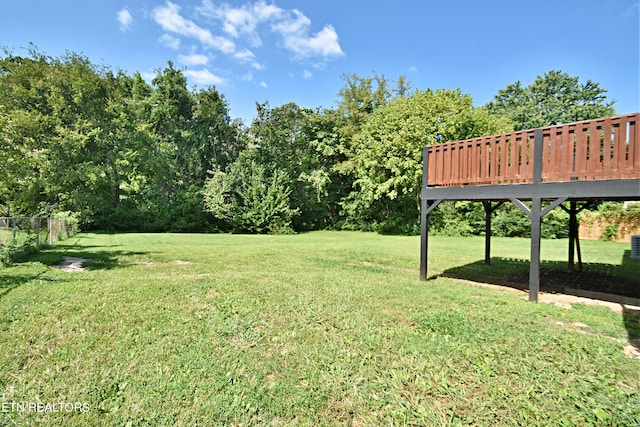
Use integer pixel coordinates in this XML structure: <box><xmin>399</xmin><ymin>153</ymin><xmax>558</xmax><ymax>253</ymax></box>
<box><xmin>420</xmin><ymin>199</ymin><xmax>442</xmax><ymax>281</ymax></box>
<box><xmin>482</xmin><ymin>201</ymin><xmax>503</xmax><ymax>266</ymax></box>
<box><xmin>510</xmin><ymin>197</ymin><xmax>567</xmax><ymax>301</ymax></box>
<box><xmin>560</xmin><ymin>201</ymin><xmax>592</xmax><ymax>272</ymax></box>
<box><xmin>529</xmin><ymin>198</ymin><xmax>542</xmax><ymax>302</ymax></box>
<box><xmin>421</xmin><ymin>147</ymin><xmax>445</xmax><ymax>281</ymax></box>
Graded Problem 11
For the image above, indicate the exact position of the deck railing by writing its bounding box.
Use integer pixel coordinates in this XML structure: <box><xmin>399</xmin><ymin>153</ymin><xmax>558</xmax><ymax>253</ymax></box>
<box><xmin>426</xmin><ymin>113</ymin><xmax>640</xmax><ymax>187</ymax></box>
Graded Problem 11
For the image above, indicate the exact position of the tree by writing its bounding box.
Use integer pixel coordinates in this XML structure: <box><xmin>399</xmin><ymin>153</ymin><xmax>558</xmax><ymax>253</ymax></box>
<box><xmin>0</xmin><ymin>49</ymin><xmax>133</xmax><ymax>222</ymax></box>
<box><xmin>344</xmin><ymin>88</ymin><xmax>512</xmax><ymax>232</ymax></box>
<box><xmin>336</xmin><ymin>72</ymin><xmax>410</xmax><ymax>165</ymax></box>
<box><xmin>147</xmin><ymin>62</ymin><xmax>193</xmax><ymax>200</ymax></box>
<box><xmin>0</xmin><ymin>49</ymin><xmax>57</xmax><ymax>216</ymax></box>
<box><xmin>247</xmin><ymin>102</ymin><xmax>347</xmax><ymax>230</ymax></box>
<box><xmin>487</xmin><ymin>70</ymin><xmax>615</xmax><ymax>130</ymax></box>
<box><xmin>296</xmin><ymin>107</ymin><xmax>350</xmax><ymax>229</ymax></box>
<box><xmin>337</xmin><ymin>72</ymin><xmax>395</xmax><ymax>123</ymax></box>
<box><xmin>191</xmin><ymin>86</ymin><xmax>242</xmax><ymax>180</ymax></box>
<box><xmin>0</xmin><ymin>48</ymin><xmax>245</xmax><ymax>231</ymax></box>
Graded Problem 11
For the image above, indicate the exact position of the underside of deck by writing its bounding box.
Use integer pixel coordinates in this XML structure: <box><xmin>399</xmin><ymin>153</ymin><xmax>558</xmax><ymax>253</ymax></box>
<box><xmin>423</xmin><ymin>178</ymin><xmax>640</xmax><ymax>201</ymax></box>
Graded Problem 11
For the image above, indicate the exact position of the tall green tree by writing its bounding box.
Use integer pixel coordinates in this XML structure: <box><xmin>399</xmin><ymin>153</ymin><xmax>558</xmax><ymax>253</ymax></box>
<box><xmin>344</xmin><ymin>88</ymin><xmax>511</xmax><ymax>232</ymax></box>
<box><xmin>0</xmin><ymin>49</ymin><xmax>128</xmax><ymax>221</ymax></box>
<box><xmin>0</xmin><ymin>49</ymin><xmax>57</xmax><ymax>215</ymax></box>
<box><xmin>249</xmin><ymin>102</ymin><xmax>348</xmax><ymax>230</ymax></box>
<box><xmin>486</xmin><ymin>70</ymin><xmax>615</xmax><ymax>130</ymax></box>
<box><xmin>0</xmin><ymin>49</ymin><xmax>243</xmax><ymax>231</ymax></box>
<box><xmin>191</xmin><ymin>87</ymin><xmax>243</xmax><ymax>181</ymax></box>
<box><xmin>147</xmin><ymin>62</ymin><xmax>193</xmax><ymax>201</ymax></box>
<box><xmin>296</xmin><ymin>107</ymin><xmax>350</xmax><ymax>228</ymax></box>
<box><xmin>336</xmin><ymin>72</ymin><xmax>410</xmax><ymax>175</ymax></box>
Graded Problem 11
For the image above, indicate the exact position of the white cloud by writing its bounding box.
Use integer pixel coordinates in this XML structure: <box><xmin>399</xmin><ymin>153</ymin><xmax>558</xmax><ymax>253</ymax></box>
<box><xmin>117</xmin><ymin>8</ymin><xmax>133</xmax><ymax>32</ymax></box>
<box><xmin>409</xmin><ymin>65</ymin><xmax>418</xmax><ymax>72</ymax></box>
<box><xmin>197</xmin><ymin>1</ymin><xmax>344</xmax><ymax>63</ymax></box>
<box><xmin>303</xmin><ymin>25</ymin><xmax>343</xmax><ymax>57</ymax></box>
<box><xmin>185</xmin><ymin>68</ymin><xmax>228</xmax><ymax>86</ymax></box>
<box><xmin>272</xmin><ymin>10</ymin><xmax>344</xmax><ymax>60</ymax></box>
<box><xmin>233</xmin><ymin>48</ymin><xmax>264</xmax><ymax>70</ymax></box>
<box><xmin>153</xmin><ymin>1</ymin><xmax>235</xmax><ymax>54</ymax></box>
<box><xmin>149</xmin><ymin>1</ymin><xmax>343</xmax><ymax>83</ymax></box>
<box><xmin>259</xmin><ymin>81</ymin><xmax>267</xmax><ymax>88</ymax></box>
<box><xmin>158</xmin><ymin>34</ymin><xmax>180</xmax><ymax>50</ymax></box>
<box><xmin>233</xmin><ymin>48</ymin><xmax>256</xmax><ymax>62</ymax></box>
<box><xmin>159</xmin><ymin>33</ymin><xmax>181</xmax><ymax>49</ymax></box>
<box><xmin>253</xmin><ymin>2</ymin><xmax>283</xmax><ymax>23</ymax></box>
<box><xmin>178</xmin><ymin>53</ymin><xmax>209</xmax><ymax>66</ymax></box>
<box><xmin>624</xmin><ymin>2</ymin><xmax>639</xmax><ymax>17</ymax></box>
<box><xmin>199</xmin><ymin>0</ymin><xmax>282</xmax><ymax>47</ymax></box>
<box><xmin>140</xmin><ymin>71</ymin><xmax>156</xmax><ymax>82</ymax></box>
<box><xmin>272</xmin><ymin>10</ymin><xmax>309</xmax><ymax>36</ymax></box>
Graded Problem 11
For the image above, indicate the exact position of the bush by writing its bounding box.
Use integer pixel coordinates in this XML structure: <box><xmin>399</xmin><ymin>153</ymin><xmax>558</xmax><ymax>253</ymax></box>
<box><xmin>541</xmin><ymin>209</ymin><xmax>569</xmax><ymax>239</ymax></box>
<box><xmin>203</xmin><ymin>156</ymin><xmax>299</xmax><ymax>234</ymax></box>
<box><xmin>0</xmin><ymin>242</ymin><xmax>14</xmax><ymax>266</ymax></box>
<box><xmin>52</xmin><ymin>211</ymin><xmax>81</xmax><ymax>234</ymax></box>
<box><xmin>428</xmin><ymin>201</ymin><xmax>480</xmax><ymax>236</ymax></box>
<box><xmin>0</xmin><ymin>233</ymin><xmax>38</xmax><ymax>266</ymax></box>
<box><xmin>589</xmin><ymin>202</ymin><xmax>640</xmax><ymax>241</ymax></box>
<box><xmin>601</xmin><ymin>224</ymin><xmax>619</xmax><ymax>241</ymax></box>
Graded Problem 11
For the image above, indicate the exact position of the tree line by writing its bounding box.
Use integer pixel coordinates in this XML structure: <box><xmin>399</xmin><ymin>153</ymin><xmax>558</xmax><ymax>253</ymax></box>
<box><xmin>0</xmin><ymin>47</ymin><xmax>615</xmax><ymax>234</ymax></box>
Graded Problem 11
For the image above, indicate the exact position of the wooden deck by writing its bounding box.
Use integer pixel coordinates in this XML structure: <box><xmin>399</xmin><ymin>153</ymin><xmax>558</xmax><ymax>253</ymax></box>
<box><xmin>420</xmin><ymin>113</ymin><xmax>640</xmax><ymax>302</ymax></box>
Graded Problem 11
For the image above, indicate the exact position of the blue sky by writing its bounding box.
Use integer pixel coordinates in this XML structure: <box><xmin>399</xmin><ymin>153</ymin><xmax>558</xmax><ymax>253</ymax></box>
<box><xmin>1</xmin><ymin>0</ymin><xmax>638</xmax><ymax>124</ymax></box>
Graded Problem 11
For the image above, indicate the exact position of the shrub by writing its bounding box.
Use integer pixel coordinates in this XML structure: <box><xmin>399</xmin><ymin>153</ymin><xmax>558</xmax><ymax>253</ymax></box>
<box><xmin>52</xmin><ymin>211</ymin><xmax>81</xmax><ymax>233</ymax></box>
<box><xmin>203</xmin><ymin>156</ymin><xmax>299</xmax><ymax>234</ymax></box>
<box><xmin>601</xmin><ymin>224</ymin><xmax>619</xmax><ymax>241</ymax></box>
<box><xmin>0</xmin><ymin>233</ymin><xmax>38</xmax><ymax>266</ymax></box>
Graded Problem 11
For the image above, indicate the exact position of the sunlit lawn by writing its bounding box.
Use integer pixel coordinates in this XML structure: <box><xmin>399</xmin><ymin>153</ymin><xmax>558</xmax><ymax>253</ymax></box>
<box><xmin>0</xmin><ymin>232</ymin><xmax>638</xmax><ymax>426</ymax></box>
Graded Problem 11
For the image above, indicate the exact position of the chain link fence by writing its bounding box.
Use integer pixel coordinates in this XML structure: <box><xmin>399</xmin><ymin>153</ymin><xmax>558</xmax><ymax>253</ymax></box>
<box><xmin>0</xmin><ymin>217</ymin><xmax>75</xmax><ymax>263</ymax></box>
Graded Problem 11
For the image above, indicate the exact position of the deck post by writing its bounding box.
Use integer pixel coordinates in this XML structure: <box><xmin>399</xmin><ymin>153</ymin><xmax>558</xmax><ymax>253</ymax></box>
<box><xmin>512</xmin><ymin>194</ymin><xmax>567</xmax><ymax>302</ymax></box>
<box><xmin>483</xmin><ymin>202</ymin><xmax>492</xmax><ymax>266</ymax></box>
<box><xmin>482</xmin><ymin>201</ymin><xmax>503</xmax><ymax>266</ymax></box>
<box><xmin>529</xmin><ymin>198</ymin><xmax>542</xmax><ymax>302</ymax></box>
<box><xmin>562</xmin><ymin>201</ymin><xmax>590</xmax><ymax>273</ymax></box>
<box><xmin>528</xmin><ymin>128</ymin><xmax>545</xmax><ymax>302</ymax></box>
<box><xmin>420</xmin><ymin>198</ymin><xmax>429</xmax><ymax>281</ymax></box>
<box><xmin>568</xmin><ymin>201</ymin><xmax>577</xmax><ymax>272</ymax></box>
<box><xmin>420</xmin><ymin>146</ymin><xmax>429</xmax><ymax>281</ymax></box>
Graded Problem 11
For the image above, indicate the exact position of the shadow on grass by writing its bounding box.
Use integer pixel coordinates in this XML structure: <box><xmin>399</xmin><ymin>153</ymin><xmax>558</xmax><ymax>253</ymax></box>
<box><xmin>440</xmin><ymin>256</ymin><xmax>639</xmax><ymax>300</ymax></box>
<box><xmin>24</xmin><ymin>241</ymin><xmax>154</xmax><ymax>271</ymax></box>
<box><xmin>0</xmin><ymin>272</ymin><xmax>50</xmax><ymax>300</ymax></box>
<box><xmin>0</xmin><ymin>238</ymin><xmax>154</xmax><ymax>300</ymax></box>
<box><xmin>439</xmin><ymin>255</ymin><xmax>640</xmax><ymax>349</ymax></box>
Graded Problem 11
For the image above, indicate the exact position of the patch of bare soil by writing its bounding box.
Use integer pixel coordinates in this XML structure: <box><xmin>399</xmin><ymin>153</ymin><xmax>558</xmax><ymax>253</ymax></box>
<box><xmin>623</xmin><ymin>344</ymin><xmax>640</xmax><ymax>359</ymax></box>
<box><xmin>53</xmin><ymin>256</ymin><xmax>90</xmax><ymax>272</ymax></box>
<box><xmin>470</xmin><ymin>280</ymin><xmax>633</xmax><ymax>312</ymax></box>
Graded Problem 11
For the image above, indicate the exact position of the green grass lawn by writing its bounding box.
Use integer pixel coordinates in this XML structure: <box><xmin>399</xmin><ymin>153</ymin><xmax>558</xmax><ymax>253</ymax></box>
<box><xmin>0</xmin><ymin>232</ymin><xmax>638</xmax><ymax>426</ymax></box>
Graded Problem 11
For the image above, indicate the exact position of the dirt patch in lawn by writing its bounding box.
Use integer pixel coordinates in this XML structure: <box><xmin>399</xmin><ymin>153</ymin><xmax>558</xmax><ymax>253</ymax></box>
<box><xmin>53</xmin><ymin>256</ymin><xmax>91</xmax><ymax>272</ymax></box>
